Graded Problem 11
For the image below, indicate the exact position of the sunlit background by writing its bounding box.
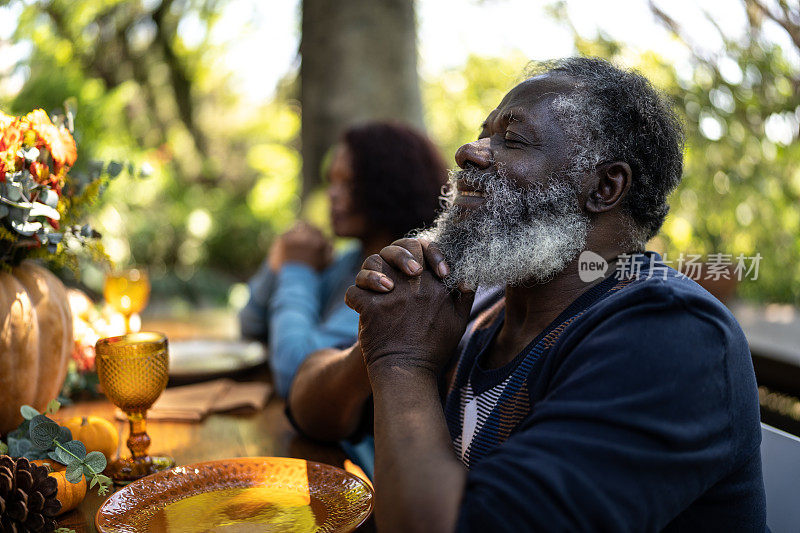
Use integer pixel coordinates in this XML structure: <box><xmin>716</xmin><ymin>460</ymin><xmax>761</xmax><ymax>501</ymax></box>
<box><xmin>0</xmin><ymin>0</ymin><xmax>798</xmax><ymax>313</ymax></box>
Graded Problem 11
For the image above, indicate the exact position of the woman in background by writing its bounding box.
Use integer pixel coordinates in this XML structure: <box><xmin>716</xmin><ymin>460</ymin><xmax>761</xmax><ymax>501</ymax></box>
<box><xmin>240</xmin><ymin>122</ymin><xmax>448</xmax><ymax>397</ymax></box>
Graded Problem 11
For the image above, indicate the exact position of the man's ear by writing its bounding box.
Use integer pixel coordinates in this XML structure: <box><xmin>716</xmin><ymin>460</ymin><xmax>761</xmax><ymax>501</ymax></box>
<box><xmin>585</xmin><ymin>161</ymin><xmax>632</xmax><ymax>213</ymax></box>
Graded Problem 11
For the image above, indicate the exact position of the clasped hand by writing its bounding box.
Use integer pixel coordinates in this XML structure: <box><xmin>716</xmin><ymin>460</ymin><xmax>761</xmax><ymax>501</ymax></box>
<box><xmin>268</xmin><ymin>222</ymin><xmax>332</xmax><ymax>272</ymax></box>
<box><xmin>345</xmin><ymin>238</ymin><xmax>474</xmax><ymax>377</ymax></box>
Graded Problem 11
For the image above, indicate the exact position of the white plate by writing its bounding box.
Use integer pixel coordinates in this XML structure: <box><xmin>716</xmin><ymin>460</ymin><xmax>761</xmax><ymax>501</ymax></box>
<box><xmin>168</xmin><ymin>340</ymin><xmax>267</xmax><ymax>380</ymax></box>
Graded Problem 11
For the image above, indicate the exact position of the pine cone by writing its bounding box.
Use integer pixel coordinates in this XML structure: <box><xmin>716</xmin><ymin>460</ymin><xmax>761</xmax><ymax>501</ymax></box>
<box><xmin>0</xmin><ymin>455</ymin><xmax>61</xmax><ymax>532</ymax></box>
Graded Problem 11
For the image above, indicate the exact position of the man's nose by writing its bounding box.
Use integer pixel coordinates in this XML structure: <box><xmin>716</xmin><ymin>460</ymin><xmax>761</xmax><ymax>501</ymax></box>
<box><xmin>455</xmin><ymin>138</ymin><xmax>492</xmax><ymax>170</ymax></box>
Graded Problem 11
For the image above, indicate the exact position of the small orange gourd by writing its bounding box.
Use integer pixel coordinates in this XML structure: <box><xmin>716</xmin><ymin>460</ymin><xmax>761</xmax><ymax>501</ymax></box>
<box><xmin>32</xmin><ymin>459</ymin><xmax>87</xmax><ymax>515</ymax></box>
<box><xmin>62</xmin><ymin>416</ymin><xmax>119</xmax><ymax>462</ymax></box>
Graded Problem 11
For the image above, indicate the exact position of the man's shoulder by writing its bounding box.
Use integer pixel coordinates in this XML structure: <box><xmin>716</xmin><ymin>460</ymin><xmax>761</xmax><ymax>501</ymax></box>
<box><xmin>558</xmin><ymin>265</ymin><xmax>759</xmax><ymax>438</ymax></box>
<box><xmin>563</xmin><ymin>268</ymin><xmax>756</xmax><ymax>401</ymax></box>
<box><xmin>586</xmin><ymin>265</ymin><xmax>747</xmax><ymax>348</ymax></box>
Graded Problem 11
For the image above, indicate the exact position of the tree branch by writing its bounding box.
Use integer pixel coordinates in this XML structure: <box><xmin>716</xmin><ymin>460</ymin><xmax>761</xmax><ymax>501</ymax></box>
<box><xmin>748</xmin><ymin>0</ymin><xmax>800</xmax><ymax>51</ymax></box>
<box><xmin>647</xmin><ymin>0</ymin><xmax>715</xmax><ymax>61</ymax></box>
<box><xmin>151</xmin><ymin>0</ymin><xmax>209</xmax><ymax>158</ymax></box>
<box><xmin>41</xmin><ymin>2</ymin><xmax>124</xmax><ymax>90</ymax></box>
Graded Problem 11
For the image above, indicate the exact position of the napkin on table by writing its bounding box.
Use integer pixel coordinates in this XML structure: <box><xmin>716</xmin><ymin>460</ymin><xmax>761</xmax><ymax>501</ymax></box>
<box><xmin>115</xmin><ymin>378</ymin><xmax>272</xmax><ymax>422</ymax></box>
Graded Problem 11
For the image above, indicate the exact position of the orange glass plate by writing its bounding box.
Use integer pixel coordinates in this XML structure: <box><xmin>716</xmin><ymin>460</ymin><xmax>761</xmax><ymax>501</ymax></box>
<box><xmin>95</xmin><ymin>457</ymin><xmax>374</xmax><ymax>532</ymax></box>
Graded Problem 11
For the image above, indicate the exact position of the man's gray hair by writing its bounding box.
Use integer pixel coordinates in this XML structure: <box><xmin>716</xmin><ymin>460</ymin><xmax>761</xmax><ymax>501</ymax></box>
<box><xmin>529</xmin><ymin>57</ymin><xmax>685</xmax><ymax>248</ymax></box>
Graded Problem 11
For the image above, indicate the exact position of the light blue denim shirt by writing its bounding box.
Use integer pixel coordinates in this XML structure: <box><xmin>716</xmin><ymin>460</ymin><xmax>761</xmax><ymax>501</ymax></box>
<box><xmin>239</xmin><ymin>245</ymin><xmax>362</xmax><ymax>397</ymax></box>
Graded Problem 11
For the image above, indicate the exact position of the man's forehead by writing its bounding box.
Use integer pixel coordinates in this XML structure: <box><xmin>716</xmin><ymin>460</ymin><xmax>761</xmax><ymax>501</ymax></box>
<box><xmin>488</xmin><ymin>74</ymin><xmax>576</xmax><ymax>124</ymax></box>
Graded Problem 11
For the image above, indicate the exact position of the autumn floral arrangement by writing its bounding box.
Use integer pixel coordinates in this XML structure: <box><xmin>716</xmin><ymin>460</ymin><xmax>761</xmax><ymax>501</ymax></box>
<box><xmin>0</xmin><ymin>107</ymin><xmax>134</xmax><ymax>405</ymax></box>
<box><xmin>0</xmin><ymin>107</ymin><xmax>117</xmax><ymax>269</ymax></box>
<box><xmin>0</xmin><ymin>109</ymin><xmax>127</xmax><ymax>531</ymax></box>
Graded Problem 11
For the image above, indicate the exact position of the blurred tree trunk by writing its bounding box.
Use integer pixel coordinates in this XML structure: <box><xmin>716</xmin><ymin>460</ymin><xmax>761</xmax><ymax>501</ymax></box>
<box><xmin>300</xmin><ymin>0</ymin><xmax>424</xmax><ymax>197</ymax></box>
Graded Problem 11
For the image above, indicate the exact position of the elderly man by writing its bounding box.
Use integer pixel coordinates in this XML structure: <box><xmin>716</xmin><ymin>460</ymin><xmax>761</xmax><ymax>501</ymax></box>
<box><xmin>289</xmin><ymin>57</ymin><xmax>765</xmax><ymax>531</ymax></box>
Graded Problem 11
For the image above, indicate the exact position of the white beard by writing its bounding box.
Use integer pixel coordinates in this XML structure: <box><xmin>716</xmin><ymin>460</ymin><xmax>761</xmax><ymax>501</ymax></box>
<box><xmin>416</xmin><ymin>166</ymin><xmax>589</xmax><ymax>290</ymax></box>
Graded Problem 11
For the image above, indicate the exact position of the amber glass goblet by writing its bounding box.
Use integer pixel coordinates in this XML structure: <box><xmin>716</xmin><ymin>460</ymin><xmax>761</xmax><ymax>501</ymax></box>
<box><xmin>96</xmin><ymin>332</ymin><xmax>175</xmax><ymax>484</ymax></box>
<box><xmin>104</xmin><ymin>267</ymin><xmax>151</xmax><ymax>333</ymax></box>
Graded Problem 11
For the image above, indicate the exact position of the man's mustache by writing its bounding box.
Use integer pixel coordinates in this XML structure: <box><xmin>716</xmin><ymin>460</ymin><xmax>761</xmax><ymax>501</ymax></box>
<box><xmin>451</xmin><ymin>167</ymin><xmax>505</xmax><ymax>189</ymax></box>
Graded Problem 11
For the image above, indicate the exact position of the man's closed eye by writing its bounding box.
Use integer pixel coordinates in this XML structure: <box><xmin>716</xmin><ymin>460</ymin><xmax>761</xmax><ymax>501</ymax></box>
<box><xmin>503</xmin><ymin>132</ymin><xmax>527</xmax><ymax>147</ymax></box>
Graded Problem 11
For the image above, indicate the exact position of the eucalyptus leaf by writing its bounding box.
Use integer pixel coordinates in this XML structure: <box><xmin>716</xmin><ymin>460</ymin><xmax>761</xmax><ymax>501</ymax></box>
<box><xmin>9</xmin><ymin>420</ymin><xmax>30</xmax><ymax>440</ymax></box>
<box><xmin>29</xmin><ymin>415</ymin><xmax>60</xmax><ymax>449</ymax></box>
<box><xmin>8</xmin><ymin>437</ymin><xmax>31</xmax><ymax>457</ymax></box>
<box><xmin>65</xmin><ymin>462</ymin><xmax>83</xmax><ymax>484</ymax></box>
<box><xmin>64</xmin><ymin>102</ymin><xmax>75</xmax><ymax>132</ymax></box>
<box><xmin>89</xmin><ymin>477</ymin><xmax>98</xmax><ymax>488</ymax></box>
<box><xmin>48</xmin><ymin>232</ymin><xmax>63</xmax><ymax>243</ymax></box>
<box><xmin>22</xmin><ymin>448</ymin><xmax>50</xmax><ymax>460</ymax></box>
<box><xmin>29</xmin><ymin>202</ymin><xmax>60</xmax><ymax>219</ymax></box>
<box><xmin>77</xmin><ymin>225</ymin><xmax>101</xmax><ymax>239</ymax></box>
<box><xmin>20</xmin><ymin>173</ymin><xmax>35</xmax><ymax>191</ymax></box>
<box><xmin>95</xmin><ymin>474</ymin><xmax>112</xmax><ymax>486</ymax></box>
<box><xmin>56</xmin><ymin>426</ymin><xmax>72</xmax><ymax>444</ymax></box>
<box><xmin>48</xmin><ymin>451</ymin><xmax>61</xmax><ymax>462</ymax></box>
<box><xmin>40</xmin><ymin>188</ymin><xmax>58</xmax><ymax>208</ymax></box>
<box><xmin>106</xmin><ymin>161</ymin><xmax>123</xmax><ymax>178</ymax></box>
<box><xmin>83</xmin><ymin>451</ymin><xmax>106</xmax><ymax>473</ymax></box>
<box><xmin>10</xmin><ymin>219</ymin><xmax>42</xmax><ymax>236</ymax></box>
<box><xmin>54</xmin><ymin>440</ymin><xmax>86</xmax><ymax>464</ymax></box>
<box><xmin>6</xmin><ymin>181</ymin><xmax>22</xmax><ymax>202</ymax></box>
<box><xmin>28</xmin><ymin>414</ymin><xmax>52</xmax><ymax>432</ymax></box>
<box><xmin>46</xmin><ymin>399</ymin><xmax>61</xmax><ymax>415</ymax></box>
<box><xmin>0</xmin><ymin>441</ymin><xmax>7</xmax><ymax>455</ymax></box>
<box><xmin>20</xmin><ymin>405</ymin><xmax>39</xmax><ymax>420</ymax></box>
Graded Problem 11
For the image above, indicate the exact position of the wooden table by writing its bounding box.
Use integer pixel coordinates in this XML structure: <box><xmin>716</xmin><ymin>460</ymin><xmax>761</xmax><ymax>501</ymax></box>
<box><xmin>55</xmin><ymin>395</ymin><xmax>356</xmax><ymax>532</ymax></box>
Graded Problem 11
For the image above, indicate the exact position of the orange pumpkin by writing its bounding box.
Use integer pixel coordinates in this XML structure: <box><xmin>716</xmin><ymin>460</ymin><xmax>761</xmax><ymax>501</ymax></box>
<box><xmin>62</xmin><ymin>415</ymin><xmax>119</xmax><ymax>462</ymax></box>
<box><xmin>31</xmin><ymin>459</ymin><xmax>87</xmax><ymax>515</ymax></box>
<box><xmin>0</xmin><ymin>261</ymin><xmax>72</xmax><ymax>435</ymax></box>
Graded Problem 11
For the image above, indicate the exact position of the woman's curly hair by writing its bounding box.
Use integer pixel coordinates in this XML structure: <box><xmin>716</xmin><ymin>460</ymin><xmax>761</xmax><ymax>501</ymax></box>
<box><xmin>342</xmin><ymin>122</ymin><xmax>448</xmax><ymax>241</ymax></box>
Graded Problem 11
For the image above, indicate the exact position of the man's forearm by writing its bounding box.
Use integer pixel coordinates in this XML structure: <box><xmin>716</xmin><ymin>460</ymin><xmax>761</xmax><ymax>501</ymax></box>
<box><xmin>288</xmin><ymin>344</ymin><xmax>371</xmax><ymax>441</ymax></box>
<box><xmin>370</xmin><ymin>364</ymin><xmax>467</xmax><ymax>533</ymax></box>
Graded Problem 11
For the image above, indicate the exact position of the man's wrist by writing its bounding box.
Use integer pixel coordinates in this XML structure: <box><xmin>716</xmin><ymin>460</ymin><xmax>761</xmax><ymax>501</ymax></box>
<box><xmin>367</xmin><ymin>358</ymin><xmax>438</xmax><ymax>388</ymax></box>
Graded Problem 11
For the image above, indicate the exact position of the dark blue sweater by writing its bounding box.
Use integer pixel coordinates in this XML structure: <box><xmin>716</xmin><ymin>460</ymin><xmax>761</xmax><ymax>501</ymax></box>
<box><xmin>451</xmin><ymin>253</ymin><xmax>766</xmax><ymax>532</ymax></box>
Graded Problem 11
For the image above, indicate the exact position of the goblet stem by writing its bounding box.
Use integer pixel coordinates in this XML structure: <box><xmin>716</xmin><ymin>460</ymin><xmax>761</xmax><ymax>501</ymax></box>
<box><xmin>126</xmin><ymin>411</ymin><xmax>151</xmax><ymax>460</ymax></box>
<box><xmin>123</xmin><ymin>312</ymin><xmax>132</xmax><ymax>334</ymax></box>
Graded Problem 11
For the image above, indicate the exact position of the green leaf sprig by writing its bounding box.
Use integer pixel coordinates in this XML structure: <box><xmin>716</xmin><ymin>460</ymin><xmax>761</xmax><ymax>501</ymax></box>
<box><xmin>3</xmin><ymin>401</ymin><xmax>113</xmax><ymax>496</ymax></box>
